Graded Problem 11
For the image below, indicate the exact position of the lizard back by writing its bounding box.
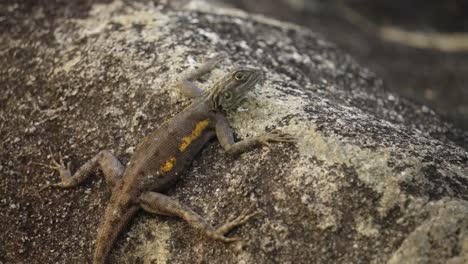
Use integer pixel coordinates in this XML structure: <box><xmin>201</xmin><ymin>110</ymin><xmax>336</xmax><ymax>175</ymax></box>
<box><xmin>122</xmin><ymin>101</ymin><xmax>217</xmax><ymax>193</ymax></box>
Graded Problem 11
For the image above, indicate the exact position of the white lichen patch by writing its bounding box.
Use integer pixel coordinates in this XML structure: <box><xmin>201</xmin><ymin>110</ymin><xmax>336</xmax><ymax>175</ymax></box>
<box><xmin>77</xmin><ymin>0</ymin><xmax>166</xmax><ymax>39</ymax></box>
<box><xmin>113</xmin><ymin>220</ymin><xmax>171</xmax><ymax>264</ymax></box>
<box><xmin>355</xmin><ymin>215</ymin><xmax>380</xmax><ymax>237</ymax></box>
<box><xmin>52</xmin><ymin>0</ymin><xmax>183</xmax><ymax>98</ymax></box>
<box><xmin>228</xmin><ymin>74</ymin><xmax>307</xmax><ymax>136</ymax></box>
<box><xmin>293</xmin><ymin>122</ymin><xmax>424</xmax><ymax>217</ymax></box>
<box><xmin>388</xmin><ymin>199</ymin><xmax>468</xmax><ymax>264</ymax></box>
<box><xmin>56</xmin><ymin>55</ymin><xmax>82</xmax><ymax>74</ymax></box>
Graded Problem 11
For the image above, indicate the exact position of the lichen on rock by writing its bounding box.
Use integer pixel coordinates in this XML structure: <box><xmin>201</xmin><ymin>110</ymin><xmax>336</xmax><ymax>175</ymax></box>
<box><xmin>1</xmin><ymin>0</ymin><xmax>467</xmax><ymax>263</ymax></box>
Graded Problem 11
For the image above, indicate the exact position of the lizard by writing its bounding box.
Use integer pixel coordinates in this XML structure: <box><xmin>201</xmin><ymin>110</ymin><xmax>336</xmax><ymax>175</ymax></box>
<box><xmin>41</xmin><ymin>55</ymin><xmax>295</xmax><ymax>264</ymax></box>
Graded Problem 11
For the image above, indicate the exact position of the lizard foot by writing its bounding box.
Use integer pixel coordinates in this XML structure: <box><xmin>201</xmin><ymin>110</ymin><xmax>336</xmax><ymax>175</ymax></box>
<box><xmin>208</xmin><ymin>207</ymin><xmax>262</xmax><ymax>242</ymax></box>
<box><xmin>259</xmin><ymin>130</ymin><xmax>297</xmax><ymax>147</ymax></box>
<box><xmin>39</xmin><ymin>153</ymin><xmax>72</xmax><ymax>191</ymax></box>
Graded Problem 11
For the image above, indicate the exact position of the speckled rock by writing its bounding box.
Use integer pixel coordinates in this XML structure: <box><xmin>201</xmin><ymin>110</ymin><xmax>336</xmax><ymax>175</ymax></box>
<box><xmin>1</xmin><ymin>0</ymin><xmax>467</xmax><ymax>263</ymax></box>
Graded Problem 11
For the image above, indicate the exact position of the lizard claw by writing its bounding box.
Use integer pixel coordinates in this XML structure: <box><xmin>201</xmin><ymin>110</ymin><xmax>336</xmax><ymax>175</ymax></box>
<box><xmin>37</xmin><ymin>153</ymin><xmax>72</xmax><ymax>192</ymax></box>
<box><xmin>259</xmin><ymin>130</ymin><xmax>297</xmax><ymax>146</ymax></box>
<box><xmin>216</xmin><ymin>235</ymin><xmax>242</xmax><ymax>243</ymax></box>
<box><xmin>31</xmin><ymin>161</ymin><xmax>56</xmax><ymax>170</ymax></box>
<box><xmin>39</xmin><ymin>182</ymin><xmax>63</xmax><ymax>192</ymax></box>
<box><xmin>213</xmin><ymin>206</ymin><xmax>262</xmax><ymax>242</ymax></box>
<box><xmin>49</xmin><ymin>154</ymin><xmax>72</xmax><ymax>178</ymax></box>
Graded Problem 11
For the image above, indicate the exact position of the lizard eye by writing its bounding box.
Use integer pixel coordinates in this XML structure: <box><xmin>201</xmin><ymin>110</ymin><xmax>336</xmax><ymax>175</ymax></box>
<box><xmin>234</xmin><ymin>72</ymin><xmax>245</xmax><ymax>81</ymax></box>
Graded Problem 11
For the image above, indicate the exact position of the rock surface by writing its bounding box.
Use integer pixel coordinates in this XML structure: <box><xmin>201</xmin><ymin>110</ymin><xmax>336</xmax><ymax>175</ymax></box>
<box><xmin>1</xmin><ymin>0</ymin><xmax>467</xmax><ymax>263</ymax></box>
<box><xmin>210</xmin><ymin>0</ymin><xmax>468</xmax><ymax>132</ymax></box>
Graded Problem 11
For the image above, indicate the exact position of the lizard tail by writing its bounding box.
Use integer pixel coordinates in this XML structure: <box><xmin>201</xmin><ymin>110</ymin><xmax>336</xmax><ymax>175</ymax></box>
<box><xmin>92</xmin><ymin>201</ymin><xmax>139</xmax><ymax>264</ymax></box>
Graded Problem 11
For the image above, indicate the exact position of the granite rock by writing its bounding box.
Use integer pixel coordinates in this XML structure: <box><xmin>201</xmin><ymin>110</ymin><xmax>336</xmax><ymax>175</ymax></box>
<box><xmin>1</xmin><ymin>0</ymin><xmax>467</xmax><ymax>263</ymax></box>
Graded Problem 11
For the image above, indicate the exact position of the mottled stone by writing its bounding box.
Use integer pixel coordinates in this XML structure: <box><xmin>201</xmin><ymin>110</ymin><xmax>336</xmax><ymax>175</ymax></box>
<box><xmin>1</xmin><ymin>0</ymin><xmax>467</xmax><ymax>263</ymax></box>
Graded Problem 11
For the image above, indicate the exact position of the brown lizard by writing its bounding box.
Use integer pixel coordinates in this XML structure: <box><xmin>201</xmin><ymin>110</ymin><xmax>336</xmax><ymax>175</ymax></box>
<box><xmin>41</xmin><ymin>55</ymin><xmax>295</xmax><ymax>263</ymax></box>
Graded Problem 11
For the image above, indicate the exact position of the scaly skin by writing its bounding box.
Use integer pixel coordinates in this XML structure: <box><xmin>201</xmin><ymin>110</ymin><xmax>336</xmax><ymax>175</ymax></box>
<box><xmin>41</xmin><ymin>55</ymin><xmax>295</xmax><ymax>263</ymax></box>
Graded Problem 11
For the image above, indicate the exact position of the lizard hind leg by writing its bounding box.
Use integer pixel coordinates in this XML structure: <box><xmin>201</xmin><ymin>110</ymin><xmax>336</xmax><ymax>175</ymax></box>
<box><xmin>140</xmin><ymin>191</ymin><xmax>260</xmax><ymax>242</ymax></box>
<box><xmin>40</xmin><ymin>150</ymin><xmax>124</xmax><ymax>191</ymax></box>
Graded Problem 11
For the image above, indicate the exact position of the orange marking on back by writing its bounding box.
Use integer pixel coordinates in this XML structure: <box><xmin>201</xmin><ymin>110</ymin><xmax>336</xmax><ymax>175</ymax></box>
<box><xmin>160</xmin><ymin>156</ymin><xmax>176</xmax><ymax>173</ymax></box>
<box><xmin>179</xmin><ymin>119</ymin><xmax>209</xmax><ymax>152</ymax></box>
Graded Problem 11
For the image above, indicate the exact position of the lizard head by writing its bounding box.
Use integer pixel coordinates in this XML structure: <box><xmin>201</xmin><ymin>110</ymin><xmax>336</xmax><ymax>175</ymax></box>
<box><xmin>208</xmin><ymin>67</ymin><xmax>263</xmax><ymax>110</ymax></box>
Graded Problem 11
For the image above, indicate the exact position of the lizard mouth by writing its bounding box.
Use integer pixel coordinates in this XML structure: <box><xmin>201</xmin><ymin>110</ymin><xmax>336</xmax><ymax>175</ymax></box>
<box><xmin>245</xmin><ymin>69</ymin><xmax>263</xmax><ymax>90</ymax></box>
<box><xmin>236</xmin><ymin>70</ymin><xmax>262</xmax><ymax>100</ymax></box>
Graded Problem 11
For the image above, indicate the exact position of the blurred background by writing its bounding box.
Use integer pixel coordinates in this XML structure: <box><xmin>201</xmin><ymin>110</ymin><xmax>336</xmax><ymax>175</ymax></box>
<box><xmin>204</xmin><ymin>0</ymin><xmax>468</xmax><ymax>131</ymax></box>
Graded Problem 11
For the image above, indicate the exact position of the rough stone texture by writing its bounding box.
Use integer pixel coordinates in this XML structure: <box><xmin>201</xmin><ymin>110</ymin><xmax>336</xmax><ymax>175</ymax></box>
<box><xmin>210</xmin><ymin>0</ymin><xmax>468</xmax><ymax>132</ymax></box>
<box><xmin>1</xmin><ymin>0</ymin><xmax>467</xmax><ymax>263</ymax></box>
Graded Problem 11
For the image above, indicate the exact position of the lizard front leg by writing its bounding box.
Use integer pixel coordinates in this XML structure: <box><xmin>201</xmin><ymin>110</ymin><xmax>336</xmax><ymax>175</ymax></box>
<box><xmin>177</xmin><ymin>55</ymin><xmax>225</xmax><ymax>99</ymax></box>
<box><xmin>215</xmin><ymin>114</ymin><xmax>296</xmax><ymax>156</ymax></box>
<box><xmin>41</xmin><ymin>150</ymin><xmax>124</xmax><ymax>191</ymax></box>
<box><xmin>140</xmin><ymin>192</ymin><xmax>259</xmax><ymax>242</ymax></box>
